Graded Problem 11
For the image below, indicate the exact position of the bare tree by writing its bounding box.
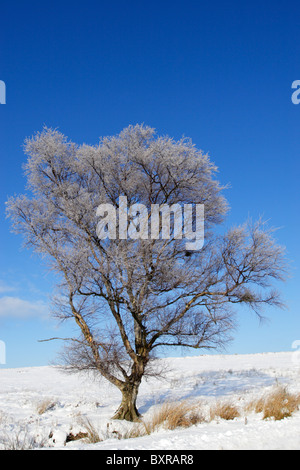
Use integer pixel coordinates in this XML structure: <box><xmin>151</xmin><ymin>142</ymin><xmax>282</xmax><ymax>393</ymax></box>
<box><xmin>6</xmin><ymin>125</ymin><xmax>287</xmax><ymax>421</ymax></box>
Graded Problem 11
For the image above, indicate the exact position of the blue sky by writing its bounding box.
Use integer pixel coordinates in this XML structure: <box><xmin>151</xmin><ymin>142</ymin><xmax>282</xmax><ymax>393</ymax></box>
<box><xmin>0</xmin><ymin>0</ymin><xmax>300</xmax><ymax>367</ymax></box>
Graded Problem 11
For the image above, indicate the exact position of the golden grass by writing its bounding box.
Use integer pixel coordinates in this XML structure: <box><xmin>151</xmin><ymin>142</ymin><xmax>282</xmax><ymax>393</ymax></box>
<box><xmin>76</xmin><ymin>415</ymin><xmax>102</xmax><ymax>443</ymax></box>
<box><xmin>65</xmin><ymin>385</ymin><xmax>300</xmax><ymax>445</ymax></box>
<box><xmin>245</xmin><ymin>396</ymin><xmax>265</xmax><ymax>414</ymax></box>
<box><xmin>36</xmin><ymin>398</ymin><xmax>56</xmax><ymax>415</ymax></box>
<box><xmin>261</xmin><ymin>386</ymin><xmax>300</xmax><ymax>421</ymax></box>
<box><xmin>145</xmin><ymin>400</ymin><xmax>205</xmax><ymax>432</ymax></box>
<box><xmin>245</xmin><ymin>385</ymin><xmax>300</xmax><ymax>421</ymax></box>
<box><xmin>209</xmin><ymin>401</ymin><xmax>240</xmax><ymax>421</ymax></box>
<box><xmin>116</xmin><ymin>400</ymin><xmax>206</xmax><ymax>439</ymax></box>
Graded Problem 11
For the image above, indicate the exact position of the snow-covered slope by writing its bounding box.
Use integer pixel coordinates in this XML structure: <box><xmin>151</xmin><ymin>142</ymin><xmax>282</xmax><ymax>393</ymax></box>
<box><xmin>0</xmin><ymin>352</ymin><xmax>299</xmax><ymax>450</ymax></box>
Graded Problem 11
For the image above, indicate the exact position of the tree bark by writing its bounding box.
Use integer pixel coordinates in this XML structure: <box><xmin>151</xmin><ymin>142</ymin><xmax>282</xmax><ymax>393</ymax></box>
<box><xmin>112</xmin><ymin>382</ymin><xmax>141</xmax><ymax>422</ymax></box>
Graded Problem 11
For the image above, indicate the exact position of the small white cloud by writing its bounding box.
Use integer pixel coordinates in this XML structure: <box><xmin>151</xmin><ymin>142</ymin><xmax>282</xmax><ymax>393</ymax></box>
<box><xmin>0</xmin><ymin>281</ymin><xmax>16</xmax><ymax>294</ymax></box>
<box><xmin>0</xmin><ymin>296</ymin><xmax>49</xmax><ymax>319</ymax></box>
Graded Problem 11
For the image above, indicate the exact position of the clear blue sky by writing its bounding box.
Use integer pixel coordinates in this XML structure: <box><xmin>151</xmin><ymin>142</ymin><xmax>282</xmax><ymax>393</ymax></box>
<box><xmin>0</xmin><ymin>0</ymin><xmax>299</xmax><ymax>367</ymax></box>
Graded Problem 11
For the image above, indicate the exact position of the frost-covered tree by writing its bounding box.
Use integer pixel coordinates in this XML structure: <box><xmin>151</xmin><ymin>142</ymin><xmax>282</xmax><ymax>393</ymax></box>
<box><xmin>6</xmin><ymin>125</ymin><xmax>287</xmax><ymax>421</ymax></box>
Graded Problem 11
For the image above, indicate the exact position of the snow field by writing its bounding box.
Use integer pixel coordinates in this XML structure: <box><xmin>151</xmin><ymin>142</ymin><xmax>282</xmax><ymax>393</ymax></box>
<box><xmin>0</xmin><ymin>351</ymin><xmax>299</xmax><ymax>450</ymax></box>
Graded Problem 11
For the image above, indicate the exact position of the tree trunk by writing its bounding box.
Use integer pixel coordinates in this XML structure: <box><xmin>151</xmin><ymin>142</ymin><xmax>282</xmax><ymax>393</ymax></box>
<box><xmin>112</xmin><ymin>382</ymin><xmax>141</xmax><ymax>422</ymax></box>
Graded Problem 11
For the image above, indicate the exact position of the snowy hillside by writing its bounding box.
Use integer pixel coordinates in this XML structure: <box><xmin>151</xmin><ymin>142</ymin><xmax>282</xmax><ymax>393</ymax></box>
<box><xmin>0</xmin><ymin>352</ymin><xmax>300</xmax><ymax>450</ymax></box>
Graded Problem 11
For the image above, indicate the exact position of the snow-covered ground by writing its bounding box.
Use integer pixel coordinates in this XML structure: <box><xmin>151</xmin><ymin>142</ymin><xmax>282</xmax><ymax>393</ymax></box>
<box><xmin>0</xmin><ymin>351</ymin><xmax>300</xmax><ymax>450</ymax></box>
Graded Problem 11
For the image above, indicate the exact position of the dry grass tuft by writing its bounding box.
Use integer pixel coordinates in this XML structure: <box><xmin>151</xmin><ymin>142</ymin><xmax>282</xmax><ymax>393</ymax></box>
<box><xmin>245</xmin><ymin>396</ymin><xmax>265</xmax><ymax>415</ymax></box>
<box><xmin>145</xmin><ymin>401</ymin><xmax>204</xmax><ymax>432</ymax></box>
<box><xmin>76</xmin><ymin>416</ymin><xmax>102</xmax><ymax>443</ymax></box>
<box><xmin>261</xmin><ymin>386</ymin><xmax>300</xmax><ymax>421</ymax></box>
<box><xmin>0</xmin><ymin>425</ymin><xmax>46</xmax><ymax>450</ymax></box>
<box><xmin>121</xmin><ymin>423</ymin><xmax>148</xmax><ymax>439</ymax></box>
<box><xmin>36</xmin><ymin>398</ymin><xmax>56</xmax><ymax>415</ymax></box>
<box><xmin>210</xmin><ymin>401</ymin><xmax>240</xmax><ymax>421</ymax></box>
<box><xmin>245</xmin><ymin>385</ymin><xmax>300</xmax><ymax>421</ymax></box>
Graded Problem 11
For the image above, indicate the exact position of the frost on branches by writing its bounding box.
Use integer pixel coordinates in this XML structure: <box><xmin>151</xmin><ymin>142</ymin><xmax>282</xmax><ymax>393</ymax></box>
<box><xmin>6</xmin><ymin>124</ymin><xmax>287</xmax><ymax>421</ymax></box>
